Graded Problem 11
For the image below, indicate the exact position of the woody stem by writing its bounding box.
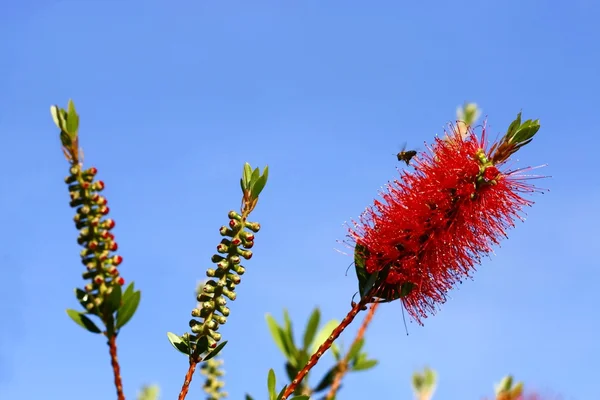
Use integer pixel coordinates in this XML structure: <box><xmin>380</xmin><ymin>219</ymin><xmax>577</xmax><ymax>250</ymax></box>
<box><xmin>108</xmin><ymin>335</ymin><xmax>125</xmax><ymax>400</ymax></box>
<box><xmin>326</xmin><ymin>302</ymin><xmax>379</xmax><ymax>400</ymax></box>
<box><xmin>178</xmin><ymin>358</ymin><xmax>199</xmax><ymax>400</ymax></box>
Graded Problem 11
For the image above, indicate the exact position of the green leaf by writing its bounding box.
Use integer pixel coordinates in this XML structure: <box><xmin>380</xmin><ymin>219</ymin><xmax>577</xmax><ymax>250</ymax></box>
<box><xmin>245</xmin><ymin>395</ymin><xmax>254</xmax><ymax>400</ymax></box>
<box><xmin>250</xmin><ymin>167</ymin><xmax>260</xmax><ymax>185</ymax></box>
<box><xmin>265</xmin><ymin>314</ymin><xmax>291</xmax><ymax>358</ymax></box>
<box><xmin>276</xmin><ymin>386</ymin><xmax>288</xmax><ymax>400</ymax></box>
<box><xmin>284</xmin><ymin>362</ymin><xmax>298</xmax><ymax>382</ymax></box>
<box><xmin>282</xmin><ymin>309</ymin><xmax>298</xmax><ymax>362</ymax></box>
<box><xmin>267</xmin><ymin>369</ymin><xmax>277</xmax><ymax>400</ymax></box>
<box><xmin>167</xmin><ymin>332</ymin><xmax>190</xmax><ymax>355</ymax></box>
<box><xmin>506</xmin><ymin>112</ymin><xmax>522</xmax><ymax>138</ymax></box>
<box><xmin>66</xmin><ymin>99</ymin><xmax>79</xmax><ymax>136</ymax></box>
<box><xmin>122</xmin><ymin>282</ymin><xmax>135</xmax><ymax>300</ymax></box>
<box><xmin>354</xmin><ymin>244</ymin><xmax>379</xmax><ymax>297</ymax></box>
<box><xmin>352</xmin><ymin>359</ymin><xmax>378</xmax><ymax>371</ymax></box>
<box><xmin>311</xmin><ymin>319</ymin><xmax>339</xmax><ymax>355</ymax></box>
<box><xmin>137</xmin><ymin>384</ymin><xmax>160</xmax><ymax>400</ymax></box>
<box><xmin>313</xmin><ymin>365</ymin><xmax>340</xmax><ymax>392</ymax></box>
<box><xmin>105</xmin><ymin>284</ymin><xmax>123</xmax><ymax>314</ymax></box>
<box><xmin>302</xmin><ymin>308</ymin><xmax>321</xmax><ymax>349</ymax></box>
<box><xmin>66</xmin><ymin>309</ymin><xmax>102</xmax><ymax>334</ymax></box>
<box><xmin>240</xmin><ymin>178</ymin><xmax>246</xmax><ymax>192</ymax></box>
<box><xmin>251</xmin><ymin>174</ymin><xmax>268</xmax><ymax>199</ymax></box>
<box><xmin>289</xmin><ymin>397</ymin><xmax>310</xmax><ymax>400</ymax></box>
<box><xmin>50</xmin><ymin>105</ymin><xmax>67</xmax><ymax>131</ymax></box>
<box><xmin>60</xmin><ymin>131</ymin><xmax>72</xmax><ymax>148</ymax></box>
<box><xmin>195</xmin><ymin>335</ymin><xmax>209</xmax><ymax>356</ymax></box>
<box><xmin>400</xmin><ymin>282</ymin><xmax>416</xmax><ymax>298</ymax></box>
<box><xmin>346</xmin><ymin>338</ymin><xmax>364</xmax><ymax>363</ymax></box>
<box><xmin>116</xmin><ymin>289</ymin><xmax>140</xmax><ymax>330</ymax></box>
<box><xmin>243</xmin><ymin>163</ymin><xmax>253</xmax><ymax>188</ymax></box>
<box><xmin>203</xmin><ymin>341</ymin><xmax>228</xmax><ymax>361</ymax></box>
<box><xmin>331</xmin><ymin>342</ymin><xmax>341</xmax><ymax>361</ymax></box>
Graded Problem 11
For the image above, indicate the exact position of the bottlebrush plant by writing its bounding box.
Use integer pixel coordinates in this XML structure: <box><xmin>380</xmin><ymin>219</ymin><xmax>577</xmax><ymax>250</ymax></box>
<box><xmin>51</xmin><ymin>100</ymin><xmax>548</xmax><ymax>400</ymax></box>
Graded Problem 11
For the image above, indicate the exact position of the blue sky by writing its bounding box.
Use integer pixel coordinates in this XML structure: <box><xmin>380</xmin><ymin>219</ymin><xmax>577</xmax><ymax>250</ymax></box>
<box><xmin>1</xmin><ymin>1</ymin><xmax>598</xmax><ymax>399</ymax></box>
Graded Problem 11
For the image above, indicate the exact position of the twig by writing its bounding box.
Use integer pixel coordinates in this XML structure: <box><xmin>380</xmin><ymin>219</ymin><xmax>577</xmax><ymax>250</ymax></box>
<box><xmin>326</xmin><ymin>302</ymin><xmax>379</xmax><ymax>399</ymax></box>
<box><xmin>178</xmin><ymin>359</ymin><xmax>199</xmax><ymax>400</ymax></box>
<box><xmin>108</xmin><ymin>335</ymin><xmax>125</xmax><ymax>400</ymax></box>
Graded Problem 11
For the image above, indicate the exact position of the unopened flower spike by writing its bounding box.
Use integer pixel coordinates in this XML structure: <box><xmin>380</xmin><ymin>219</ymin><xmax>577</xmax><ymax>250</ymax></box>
<box><xmin>349</xmin><ymin>112</ymin><xmax>544</xmax><ymax>325</ymax></box>
<box><xmin>52</xmin><ymin>100</ymin><xmax>141</xmax><ymax>400</ymax></box>
<box><xmin>200</xmin><ymin>358</ymin><xmax>228</xmax><ymax>400</ymax></box>
<box><xmin>173</xmin><ymin>163</ymin><xmax>268</xmax><ymax>400</ymax></box>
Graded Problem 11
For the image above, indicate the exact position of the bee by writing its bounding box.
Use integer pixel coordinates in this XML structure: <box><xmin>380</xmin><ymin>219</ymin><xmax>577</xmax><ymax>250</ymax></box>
<box><xmin>396</xmin><ymin>143</ymin><xmax>417</xmax><ymax>165</ymax></box>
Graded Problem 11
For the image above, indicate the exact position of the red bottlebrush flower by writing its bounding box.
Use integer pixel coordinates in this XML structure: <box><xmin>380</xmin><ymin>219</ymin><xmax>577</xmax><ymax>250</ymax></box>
<box><xmin>348</xmin><ymin>119</ymin><xmax>543</xmax><ymax>325</ymax></box>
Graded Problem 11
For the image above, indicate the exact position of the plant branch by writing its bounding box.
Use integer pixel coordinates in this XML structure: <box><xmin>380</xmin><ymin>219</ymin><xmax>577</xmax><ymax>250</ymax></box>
<box><xmin>281</xmin><ymin>292</ymin><xmax>374</xmax><ymax>400</ymax></box>
<box><xmin>326</xmin><ymin>302</ymin><xmax>379</xmax><ymax>400</ymax></box>
<box><xmin>178</xmin><ymin>358</ymin><xmax>199</xmax><ymax>400</ymax></box>
<box><xmin>108</xmin><ymin>334</ymin><xmax>125</xmax><ymax>400</ymax></box>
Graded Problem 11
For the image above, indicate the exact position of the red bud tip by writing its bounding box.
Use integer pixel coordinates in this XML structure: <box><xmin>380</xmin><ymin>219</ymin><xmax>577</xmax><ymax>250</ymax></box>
<box><xmin>109</xmin><ymin>242</ymin><xmax>118</xmax><ymax>251</ymax></box>
<box><xmin>113</xmin><ymin>255</ymin><xmax>123</xmax><ymax>265</ymax></box>
<box><xmin>116</xmin><ymin>277</ymin><xmax>125</xmax><ymax>286</ymax></box>
<box><xmin>94</xmin><ymin>276</ymin><xmax>104</xmax><ymax>284</ymax></box>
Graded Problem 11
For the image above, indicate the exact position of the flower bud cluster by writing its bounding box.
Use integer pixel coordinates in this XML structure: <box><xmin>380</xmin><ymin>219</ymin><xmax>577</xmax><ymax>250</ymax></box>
<box><xmin>200</xmin><ymin>358</ymin><xmax>227</xmax><ymax>400</ymax></box>
<box><xmin>66</xmin><ymin>165</ymin><xmax>125</xmax><ymax>312</ymax></box>
<box><xmin>188</xmin><ymin>210</ymin><xmax>260</xmax><ymax>352</ymax></box>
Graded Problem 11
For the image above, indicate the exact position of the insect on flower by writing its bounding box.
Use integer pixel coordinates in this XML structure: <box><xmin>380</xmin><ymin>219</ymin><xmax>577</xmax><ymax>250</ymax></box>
<box><xmin>396</xmin><ymin>143</ymin><xmax>418</xmax><ymax>165</ymax></box>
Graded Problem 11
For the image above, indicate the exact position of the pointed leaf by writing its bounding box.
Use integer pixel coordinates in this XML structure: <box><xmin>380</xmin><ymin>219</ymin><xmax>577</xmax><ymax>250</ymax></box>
<box><xmin>116</xmin><ymin>290</ymin><xmax>140</xmax><ymax>329</ymax></box>
<box><xmin>243</xmin><ymin>163</ymin><xmax>253</xmax><ymax>188</ymax></box>
<box><xmin>66</xmin><ymin>99</ymin><xmax>79</xmax><ymax>135</ymax></box>
<box><xmin>313</xmin><ymin>365</ymin><xmax>340</xmax><ymax>392</ymax></box>
<box><xmin>203</xmin><ymin>341</ymin><xmax>228</xmax><ymax>361</ymax></box>
<box><xmin>251</xmin><ymin>174</ymin><xmax>268</xmax><ymax>199</ymax></box>
<box><xmin>311</xmin><ymin>319</ymin><xmax>339</xmax><ymax>355</ymax></box>
<box><xmin>282</xmin><ymin>310</ymin><xmax>298</xmax><ymax>361</ymax></box>
<box><xmin>60</xmin><ymin>131</ymin><xmax>72</xmax><ymax>148</ymax></box>
<box><xmin>266</xmin><ymin>314</ymin><xmax>291</xmax><ymax>358</ymax></box>
<box><xmin>331</xmin><ymin>342</ymin><xmax>341</xmax><ymax>361</ymax></box>
<box><xmin>400</xmin><ymin>282</ymin><xmax>416</xmax><ymax>298</ymax></box>
<box><xmin>122</xmin><ymin>282</ymin><xmax>135</xmax><ymax>300</ymax></box>
<box><xmin>167</xmin><ymin>332</ymin><xmax>190</xmax><ymax>355</ymax></box>
<box><xmin>251</xmin><ymin>167</ymin><xmax>260</xmax><ymax>185</ymax></box>
<box><xmin>105</xmin><ymin>284</ymin><xmax>123</xmax><ymax>314</ymax></box>
<box><xmin>276</xmin><ymin>386</ymin><xmax>288</xmax><ymax>400</ymax></box>
<box><xmin>66</xmin><ymin>309</ymin><xmax>102</xmax><ymax>334</ymax></box>
<box><xmin>285</xmin><ymin>362</ymin><xmax>298</xmax><ymax>382</ymax></box>
<box><xmin>289</xmin><ymin>397</ymin><xmax>310</xmax><ymax>400</ymax></box>
<box><xmin>507</xmin><ymin>112</ymin><xmax>522</xmax><ymax>138</ymax></box>
<box><xmin>303</xmin><ymin>308</ymin><xmax>321</xmax><ymax>349</ymax></box>
<box><xmin>346</xmin><ymin>338</ymin><xmax>365</xmax><ymax>363</ymax></box>
<box><xmin>267</xmin><ymin>369</ymin><xmax>277</xmax><ymax>400</ymax></box>
<box><xmin>245</xmin><ymin>395</ymin><xmax>254</xmax><ymax>400</ymax></box>
<box><xmin>354</xmin><ymin>243</ymin><xmax>369</xmax><ymax>295</ymax></box>
<box><xmin>352</xmin><ymin>359</ymin><xmax>378</xmax><ymax>371</ymax></box>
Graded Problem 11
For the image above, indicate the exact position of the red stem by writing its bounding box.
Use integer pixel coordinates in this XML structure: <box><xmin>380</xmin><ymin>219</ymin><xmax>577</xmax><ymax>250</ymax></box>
<box><xmin>281</xmin><ymin>295</ymin><xmax>372</xmax><ymax>400</ymax></box>
<box><xmin>108</xmin><ymin>335</ymin><xmax>125</xmax><ymax>400</ymax></box>
<box><xmin>178</xmin><ymin>359</ymin><xmax>199</xmax><ymax>400</ymax></box>
<box><xmin>326</xmin><ymin>302</ymin><xmax>379</xmax><ymax>399</ymax></box>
